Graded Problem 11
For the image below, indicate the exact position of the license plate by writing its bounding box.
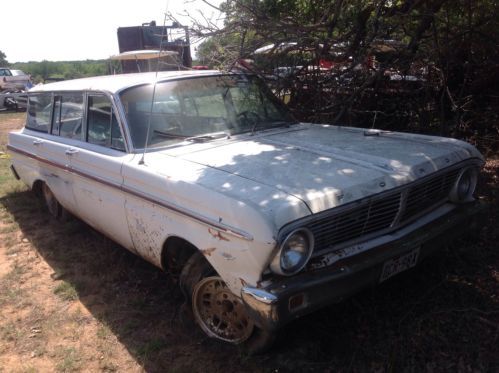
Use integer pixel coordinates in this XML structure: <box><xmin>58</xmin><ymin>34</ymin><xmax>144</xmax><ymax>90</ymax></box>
<box><xmin>380</xmin><ymin>247</ymin><xmax>420</xmax><ymax>283</ymax></box>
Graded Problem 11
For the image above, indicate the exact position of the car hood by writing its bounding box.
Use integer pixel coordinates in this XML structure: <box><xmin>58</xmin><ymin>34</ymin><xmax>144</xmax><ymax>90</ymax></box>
<box><xmin>156</xmin><ymin>123</ymin><xmax>482</xmax><ymax>221</ymax></box>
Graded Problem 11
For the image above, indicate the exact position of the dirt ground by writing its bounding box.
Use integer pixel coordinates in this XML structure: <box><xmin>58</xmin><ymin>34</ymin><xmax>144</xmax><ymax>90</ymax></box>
<box><xmin>0</xmin><ymin>112</ymin><xmax>498</xmax><ymax>372</ymax></box>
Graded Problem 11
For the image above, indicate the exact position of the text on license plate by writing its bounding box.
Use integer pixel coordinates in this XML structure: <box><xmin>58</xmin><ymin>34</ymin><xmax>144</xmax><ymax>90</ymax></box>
<box><xmin>379</xmin><ymin>247</ymin><xmax>420</xmax><ymax>283</ymax></box>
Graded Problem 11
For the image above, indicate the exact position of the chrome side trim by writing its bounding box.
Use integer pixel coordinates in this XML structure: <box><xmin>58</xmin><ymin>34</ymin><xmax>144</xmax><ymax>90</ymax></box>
<box><xmin>241</xmin><ymin>287</ymin><xmax>278</xmax><ymax>304</ymax></box>
<box><xmin>7</xmin><ymin>144</ymin><xmax>254</xmax><ymax>241</ymax></box>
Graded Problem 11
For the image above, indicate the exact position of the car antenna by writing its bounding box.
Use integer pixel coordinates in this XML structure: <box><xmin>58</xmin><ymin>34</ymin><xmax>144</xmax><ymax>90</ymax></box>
<box><xmin>139</xmin><ymin>2</ymin><xmax>170</xmax><ymax>165</ymax></box>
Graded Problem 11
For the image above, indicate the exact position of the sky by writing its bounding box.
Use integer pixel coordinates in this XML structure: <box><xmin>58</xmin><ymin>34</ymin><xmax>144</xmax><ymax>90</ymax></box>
<box><xmin>1</xmin><ymin>0</ymin><xmax>223</xmax><ymax>63</ymax></box>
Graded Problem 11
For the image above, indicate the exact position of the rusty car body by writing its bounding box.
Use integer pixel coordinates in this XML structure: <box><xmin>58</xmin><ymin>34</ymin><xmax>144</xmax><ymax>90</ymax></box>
<box><xmin>7</xmin><ymin>70</ymin><xmax>485</xmax><ymax>351</ymax></box>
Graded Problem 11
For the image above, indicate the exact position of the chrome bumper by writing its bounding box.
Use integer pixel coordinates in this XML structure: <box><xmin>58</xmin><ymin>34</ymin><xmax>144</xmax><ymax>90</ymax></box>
<box><xmin>241</xmin><ymin>201</ymin><xmax>486</xmax><ymax>331</ymax></box>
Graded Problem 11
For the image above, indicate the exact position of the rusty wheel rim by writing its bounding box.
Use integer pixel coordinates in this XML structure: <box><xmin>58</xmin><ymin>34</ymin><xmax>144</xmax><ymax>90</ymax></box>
<box><xmin>192</xmin><ymin>276</ymin><xmax>254</xmax><ymax>344</ymax></box>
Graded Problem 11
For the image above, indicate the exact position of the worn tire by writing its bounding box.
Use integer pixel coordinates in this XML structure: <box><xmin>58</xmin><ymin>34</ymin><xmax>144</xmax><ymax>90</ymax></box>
<box><xmin>42</xmin><ymin>183</ymin><xmax>71</xmax><ymax>221</ymax></box>
<box><xmin>179</xmin><ymin>251</ymin><xmax>276</xmax><ymax>354</ymax></box>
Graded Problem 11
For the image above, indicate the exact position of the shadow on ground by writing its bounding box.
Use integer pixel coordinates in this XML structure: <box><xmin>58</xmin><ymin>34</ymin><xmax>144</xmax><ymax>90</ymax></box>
<box><xmin>1</xmin><ymin>187</ymin><xmax>498</xmax><ymax>372</ymax></box>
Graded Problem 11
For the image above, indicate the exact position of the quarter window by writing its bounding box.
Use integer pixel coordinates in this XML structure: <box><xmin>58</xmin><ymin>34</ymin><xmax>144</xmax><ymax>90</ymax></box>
<box><xmin>26</xmin><ymin>94</ymin><xmax>52</xmax><ymax>133</ymax></box>
<box><xmin>87</xmin><ymin>95</ymin><xmax>125</xmax><ymax>151</ymax></box>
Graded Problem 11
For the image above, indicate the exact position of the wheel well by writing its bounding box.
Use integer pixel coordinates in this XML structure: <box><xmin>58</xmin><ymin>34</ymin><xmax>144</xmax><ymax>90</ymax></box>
<box><xmin>32</xmin><ymin>179</ymin><xmax>44</xmax><ymax>198</ymax></box>
<box><xmin>161</xmin><ymin>236</ymin><xmax>198</xmax><ymax>275</ymax></box>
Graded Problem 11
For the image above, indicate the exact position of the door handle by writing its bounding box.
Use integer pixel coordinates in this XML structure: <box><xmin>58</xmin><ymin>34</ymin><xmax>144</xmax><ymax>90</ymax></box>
<box><xmin>33</xmin><ymin>139</ymin><xmax>43</xmax><ymax>146</ymax></box>
<box><xmin>65</xmin><ymin>148</ymin><xmax>79</xmax><ymax>155</ymax></box>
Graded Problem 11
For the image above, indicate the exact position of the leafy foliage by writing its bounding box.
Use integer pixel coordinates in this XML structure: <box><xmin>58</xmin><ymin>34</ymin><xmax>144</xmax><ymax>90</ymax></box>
<box><xmin>10</xmin><ymin>60</ymin><xmax>108</xmax><ymax>83</ymax></box>
<box><xmin>192</xmin><ymin>0</ymin><xmax>499</xmax><ymax>153</ymax></box>
<box><xmin>0</xmin><ymin>50</ymin><xmax>8</xmax><ymax>66</ymax></box>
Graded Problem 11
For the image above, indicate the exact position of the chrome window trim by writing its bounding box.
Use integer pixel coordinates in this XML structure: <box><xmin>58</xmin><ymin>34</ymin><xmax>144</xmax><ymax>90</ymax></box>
<box><xmin>114</xmin><ymin>72</ymin><xmax>297</xmax><ymax>154</ymax></box>
<box><xmin>86</xmin><ymin>92</ymin><xmax>127</xmax><ymax>152</ymax></box>
<box><xmin>26</xmin><ymin>90</ymin><xmax>132</xmax><ymax>154</ymax></box>
<box><xmin>25</xmin><ymin>92</ymin><xmax>54</xmax><ymax>134</ymax></box>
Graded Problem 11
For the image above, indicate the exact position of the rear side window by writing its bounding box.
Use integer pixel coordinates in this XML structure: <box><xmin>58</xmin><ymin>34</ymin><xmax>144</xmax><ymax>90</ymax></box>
<box><xmin>87</xmin><ymin>95</ymin><xmax>125</xmax><ymax>151</ymax></box>
<box><xmin>26</xmin><ymin>94</ymin><xmax>52</xmax><ymax>133</ymax></box>
<box><xmin>52</xmin><ymin>94</ymin><xmax>84</xmax><ymax>139</ymax></box>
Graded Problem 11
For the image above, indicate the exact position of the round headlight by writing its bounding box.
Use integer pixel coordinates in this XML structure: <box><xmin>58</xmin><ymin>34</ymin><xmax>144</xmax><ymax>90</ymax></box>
<box><xmin>270</xmin><ymin>228</ymin><xmax>314</xmax><ymax>276</ymax></box>
<box><xmin>450</xmin><ymin>167</ymin><xmax>478</xmax><ymax>203</ymax></box>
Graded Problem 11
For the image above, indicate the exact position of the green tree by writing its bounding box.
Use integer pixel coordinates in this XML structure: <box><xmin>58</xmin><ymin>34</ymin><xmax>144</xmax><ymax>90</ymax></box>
<box><xmin>0</xmin><ymin>50</ymin><xmax>8</xmax><ymax>66</ymax></box>
<box><xmin>189</xmin><ymin>0</ymin><xmax>499</xmax><ymax>150</ymax></box>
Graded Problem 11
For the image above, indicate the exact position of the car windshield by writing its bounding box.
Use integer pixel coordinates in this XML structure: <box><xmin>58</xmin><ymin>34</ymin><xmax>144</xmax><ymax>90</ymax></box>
<box><xmin>11</xmin><ymin>70</ymin><xmax>26</xmax><ymax>76</ymax></box>
<box><xmin>119</xmin><ymin>75</ymin><xmax>296</xmax><ymax>149</ymax></box>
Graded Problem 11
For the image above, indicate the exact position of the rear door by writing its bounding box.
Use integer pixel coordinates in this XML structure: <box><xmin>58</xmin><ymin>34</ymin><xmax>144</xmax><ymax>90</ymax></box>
<box><xmin>34</xmin><ymin>93</ymin><xmax>85</xmax><ymax>213</ymax></box>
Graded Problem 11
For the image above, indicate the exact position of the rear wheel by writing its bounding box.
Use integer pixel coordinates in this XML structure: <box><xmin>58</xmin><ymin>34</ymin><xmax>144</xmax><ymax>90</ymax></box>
<box><xmin>180</xmin><ymin>252</ymin><xmax>276</xmax><ymax>354</ymax></box>
<box><xmin>42</xmin><ymin>183</ymin><xmax>70</xmax><ymax>221</ymax></box>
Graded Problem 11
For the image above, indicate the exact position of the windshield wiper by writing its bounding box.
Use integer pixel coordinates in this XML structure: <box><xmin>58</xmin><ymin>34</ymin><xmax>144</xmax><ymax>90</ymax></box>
<box><xmin>251</xmin><ymin>120</ymin><xmax>291</xmax><ymax>135</ymax></box>
<box><xmin>153</xmin><ymin>130</ymin><xmax>189</xmax><ymax>139</ymax></box>
<box><xmin>153</xmin><ymin>130</ymin><xmax>229</xmax><ymax>143</ymax></box>
<box><xmin>185</xmin><ymin>132</ymin><xmax>230</xmax><ymax>143</ymax></box>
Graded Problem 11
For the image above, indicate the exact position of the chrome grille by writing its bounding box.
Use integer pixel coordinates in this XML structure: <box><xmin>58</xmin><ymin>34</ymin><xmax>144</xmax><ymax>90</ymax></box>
<box><xmin>305</xmin><ymin>168</ymin><xmax>462</xmax><ymax>253</ymax></box>
<box><xmin>308</xmin><ymin>192</ymin><xmax>401</xmax><ymax>252</ymax></box>
<box><xmin>400</xmin><ymin>169</ymin><xmax>460</xmax><ymax>222</ymax></box>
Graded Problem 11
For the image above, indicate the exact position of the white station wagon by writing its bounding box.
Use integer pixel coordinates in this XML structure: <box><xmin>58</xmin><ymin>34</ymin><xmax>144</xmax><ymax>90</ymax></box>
<box><xmin>8</xmin><ymin>71</ymin><xmax>486</xmax><ymax>352</ymax></box>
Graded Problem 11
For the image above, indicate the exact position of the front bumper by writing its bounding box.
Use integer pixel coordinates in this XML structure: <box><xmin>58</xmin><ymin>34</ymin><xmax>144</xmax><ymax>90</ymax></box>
<box><xmin>241</xmin><ymin>201</ymin><xmax>486</xmax><ymax>331</ymax></box>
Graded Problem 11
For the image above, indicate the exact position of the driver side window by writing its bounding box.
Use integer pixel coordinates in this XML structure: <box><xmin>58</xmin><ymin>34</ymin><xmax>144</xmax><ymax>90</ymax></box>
<box><xmin>87</xmin><ymin>95</ymin><xmax>125</xmax><ymax>151</ymax></box>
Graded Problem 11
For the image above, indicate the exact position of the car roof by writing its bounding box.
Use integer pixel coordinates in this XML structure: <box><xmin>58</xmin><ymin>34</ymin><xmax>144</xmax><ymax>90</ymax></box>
<box><xmin>29</xmin><ymin>70</ymin><xmax>226</xmax><ymax>94</ymax></box>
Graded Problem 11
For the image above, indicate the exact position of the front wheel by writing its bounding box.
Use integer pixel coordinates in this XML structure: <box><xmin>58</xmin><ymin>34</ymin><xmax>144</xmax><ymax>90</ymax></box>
<box><xmin>193</xmin><ymin>276</ymin><xmax>255</xmax><ymax>343</ymax></box>
<box><xmin>180</xmin><ymin>252</ymin><xmax>276</xmax><ymax>354</ymax></box>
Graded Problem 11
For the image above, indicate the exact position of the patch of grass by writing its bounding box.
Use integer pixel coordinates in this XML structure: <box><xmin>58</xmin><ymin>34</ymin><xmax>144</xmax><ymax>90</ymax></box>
<box><xmin>5</xmin><ymin>244</ymin><xmax>22</xmax><ymax>255</ymax></box>
<box><xmin>129</xmin><ymin>297</ymin><xmax>148</xmax><ymax>309</ymax></box>
<box><xmin>68</xmin><ymin>306</ymin><xmax>84</xmax><ymax>322</ymax></box>
<box><xmin>0</xmin><ymin>263</ymin><xmax>26</xmax><ymax>306</ymax></box>
<box><xmin>0</xmin><ymin>322</ymin><xmax>24</xmax><ymax>343</ymax></box>
<box><xmin>0</xmin><ymin>159</ymin><xmax>26</xmax><ymax>197</ymax></box>
<box><xmin>2</xmin><ymin>235</ymin><xmax>17</xmax><ymax>249</ymax></box>
<box><xmin>97</xmin><ymin>324</ymin><xmax>112</xmax><ymax>340</ymax></box>
<box><xmin>0</xmin><ymin>223</ymin><xmax>19</xmax><ymax>234</ymax></box>
<box><xmin>53</xmin><ymin>281</ymin><xmax>78</xmax><ymax>302</ymax></box>
<box><xmin>1</xmin><ymin>215</ymin><xmax>15</xmax><ymax>224</ymax></box>
<box><xmin>99</xmin><ymin>360</ymin><xmax>118</xmax><ymax>372</ymax></box>
<box><xmin>0</xmin><ymin>286</ymin><xmax>24</xmax><ymax>306</ymax></box>
<box><xmin>136</xmin><ymin>338</ymin><xmax>168</xmax><ymax>359</ymax></box>
<box><xmin>6</xmin><ymin>262</ymin><xmax>26</xmax><ymax>279</ymax></box>
<box><xmin>54</xmin><ymin>346</ymin><xmax>82</xmax><ymax>372</ymax></box>
<box><xmin>18</xmin><ymin>366</ymin><xmax>37</xmax><ymax>373</ymax></box>
<box><xmin>119</xmin><ymin>319</ymin><xmax>140</xmax><ymax>336</ymax></box>
<box><xmin>31</xmin><ymin>345</ymin><xmax>47</xmax><ymax>358</ymax></box>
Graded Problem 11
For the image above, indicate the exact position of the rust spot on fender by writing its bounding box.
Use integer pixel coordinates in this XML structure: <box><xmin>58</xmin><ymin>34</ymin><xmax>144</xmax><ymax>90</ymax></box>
<box><xmin>201</xmin><ymin>247</ymin><xmax>217</xmax><ymax>256</ymax></box>
<box><xmin>208</xmin><ymin>228</ymin><xmax>230</xmax><ymax>241</ymax></box>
